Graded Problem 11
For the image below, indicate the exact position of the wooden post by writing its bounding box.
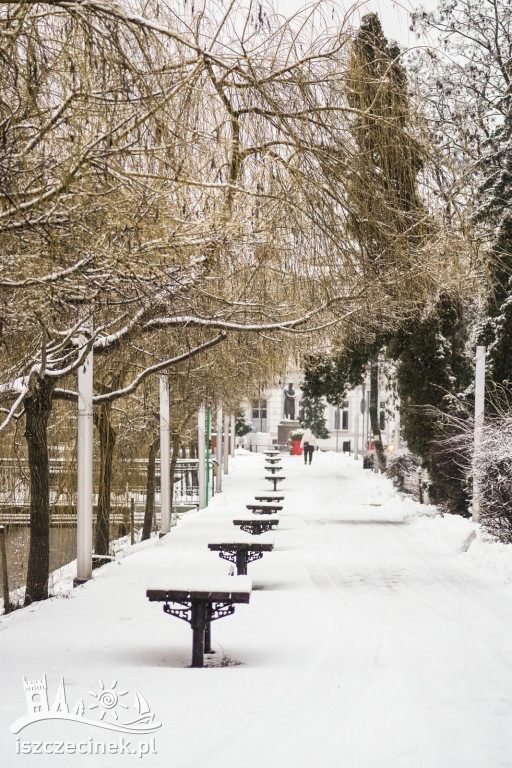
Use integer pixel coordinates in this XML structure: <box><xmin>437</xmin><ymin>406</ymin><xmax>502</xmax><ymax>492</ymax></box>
<box><xmin>473</xmin><ymin>346</ymin><xmax>486</xmax><ymax>523</ymax></box>
<box><xmin>76</xmin><ymin>338</ymin><xmax>93</xmax><ymax>585</ymax></box>
<box><xmin>159</xmin><ymin>375</ymin><xmax>171</xmax><ymax>534</ymax></box>
<box><xmin>0</xmin><ymin>525</ymin><xmax>11</xmax><ymax>614</ymax></box>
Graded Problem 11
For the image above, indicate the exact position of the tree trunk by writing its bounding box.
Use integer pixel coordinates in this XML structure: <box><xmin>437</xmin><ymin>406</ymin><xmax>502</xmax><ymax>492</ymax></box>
<box><xmin>142</xmin><ymin>438</ymin><xmax>159</xmax><ymax>541</ymax></box>
<box><xmin>169</xmin><ymin>434</ymin><xmax>181</xmax><ymax>522</ymax></box>
<box><xmin>94</xmin><ymin>404</ymin><xmax>116</xmax><ymax>557</ymax></box>
<box><xmin>369</xmin><ymin>354</ymin><xmax>387</xmax><ymax>472</ymax></box>
<box><xmin>24</xmin><ymin>376</ymin><xmax>55</xmax><ymax>604</ymax></box>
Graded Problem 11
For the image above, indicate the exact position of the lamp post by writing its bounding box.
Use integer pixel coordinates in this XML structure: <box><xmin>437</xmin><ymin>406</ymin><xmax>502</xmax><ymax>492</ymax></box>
<box><xmin>159</xmin><ymin>375</ymin><xmax>171</xmax><ymax>534</ymax></box>
<box><xmin>216</xmin><ymin>406</ymin><xmax>223</xmax><ymax>493</ymax></box>
<box><xmin>473</xmin><ymin>346</ymin><xmax>486</xmax><ymax>523</ymax></box>
<box><xmin>198</xmin><ymin>406</ymin><xmax>206</xmax><ymax>509</ymax></box>
<box><xmin>76</xmin><ymin>336</ymin><xmax>93</xmax><ymax>585</ymax></box>
<box><xmin>230</xmin><ymin>414</ymin><xmax>235</xmax><ymax>457</ymax></box>
<box><xmin>224</xmin><ymin>414</ymin><xmax>229</xmax><ymax>474</ymax></box>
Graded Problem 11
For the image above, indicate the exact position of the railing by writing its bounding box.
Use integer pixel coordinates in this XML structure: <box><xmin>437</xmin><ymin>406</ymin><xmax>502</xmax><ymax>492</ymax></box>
<box><xmin>0</xmin><ymin>457</ymin><xmax>218</xmax><ymax>525</ymax></box>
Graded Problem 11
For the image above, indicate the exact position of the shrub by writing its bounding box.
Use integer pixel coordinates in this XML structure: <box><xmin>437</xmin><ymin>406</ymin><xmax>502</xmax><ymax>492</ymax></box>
<box><xmin>474</xmin><ymin>416</ymin><xmax>512</xmax><ymax>543</ymax></box>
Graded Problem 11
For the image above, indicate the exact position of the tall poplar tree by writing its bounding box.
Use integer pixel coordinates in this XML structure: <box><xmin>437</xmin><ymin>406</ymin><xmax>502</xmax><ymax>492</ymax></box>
<box><xmin>319</xmin><ymin>13</ymin><xmax>428</xmax><ymax>471</ymax></box>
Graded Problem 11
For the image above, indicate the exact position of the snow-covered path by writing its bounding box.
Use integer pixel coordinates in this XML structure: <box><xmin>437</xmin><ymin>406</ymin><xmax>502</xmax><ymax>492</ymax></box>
<box><xmin>2</xmin><ymin>451</ymin><xmax>512</xmax><ymax>767</ymax></box>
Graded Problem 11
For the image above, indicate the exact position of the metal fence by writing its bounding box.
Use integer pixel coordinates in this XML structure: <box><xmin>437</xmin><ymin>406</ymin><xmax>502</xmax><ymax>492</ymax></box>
<box><xmin>0</xmin><ymin>457</ymin><xmax>218</xmax><ymax>525</ymax></box>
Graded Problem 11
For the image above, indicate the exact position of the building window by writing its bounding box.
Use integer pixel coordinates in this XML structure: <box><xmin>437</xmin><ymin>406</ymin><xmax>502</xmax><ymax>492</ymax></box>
<box><xmin>252</xmin><ymin>399</ymin><xmax>267</xmax><ymax>420</ymax></box>
<box><xmin>335</xmin><ymin>401</ymin><xmax>349</xmax><ymax>430</ymax></box>
<box><xmin>342</xmin><ymin>402</ymin><xmax>349</xmax><ymax>431</ymax></box>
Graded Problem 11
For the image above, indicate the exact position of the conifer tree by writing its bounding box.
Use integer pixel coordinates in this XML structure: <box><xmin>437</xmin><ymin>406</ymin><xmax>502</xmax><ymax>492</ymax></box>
<box><xmin>306</xmin><ymin>13</ymin><xmax>429</xmax><ymax>471</ymax></box>
<box><xmin>298</xmin><ymin>395</ymin><xmax>330</xmax><ymax>439</ymax></box>
<box><xmin>476</xmin><ymin>113</ymin><xmax>512</xmax><ymax>408</ymax></box>
<box><xmin>388</xmin><ymin>294</ymin><xmax>472</xmax><ymax>513</ymax></box>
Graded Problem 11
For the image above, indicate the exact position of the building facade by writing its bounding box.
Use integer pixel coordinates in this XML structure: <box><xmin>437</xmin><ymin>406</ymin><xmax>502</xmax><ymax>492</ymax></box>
<box><xmin>241</xmin><ymin>372</ymin><xmax>397</xmax><ymax>452</ymax></box>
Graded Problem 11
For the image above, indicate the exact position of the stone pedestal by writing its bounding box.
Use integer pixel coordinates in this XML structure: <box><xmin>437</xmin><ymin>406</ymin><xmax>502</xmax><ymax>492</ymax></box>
<box><xmin>277</xmin><ymin>420</ymin><xmax>300</xmax><ymax>447</ymax></box>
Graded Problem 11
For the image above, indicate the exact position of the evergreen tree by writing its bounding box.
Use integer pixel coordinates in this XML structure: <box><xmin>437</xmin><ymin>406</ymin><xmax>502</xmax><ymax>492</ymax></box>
<box><xmin>343</xmin><ymin>13</ymin><xmax>430</xmax><ymax>471</ymax></box>
<box><xmin>298</xmin><ymin>395</ymin><xmax>330</xmax><ymax>439</ymax></box>
<box><xmin>388</xmin><ymin>294</ymin><xmax>472</xmax><ymax>513</ymax></box>
<box><xmin>302</xmin><ymin>341</ymin><xmax>372</xmax><ymax>408</ymax></box>
<box><xmin>235</xmin><ymin>411</ymin><xmax>252</xmax><ymax>437</ymax></box>
<box><xmin>302</xmin><ymin>340</ymin><xmax>389</xmax><ymax>470</ymax></box>
<box><xmin>476</xmin><ymin>114</ymin><xmax>512</xmax><ymax>409</ymax></box>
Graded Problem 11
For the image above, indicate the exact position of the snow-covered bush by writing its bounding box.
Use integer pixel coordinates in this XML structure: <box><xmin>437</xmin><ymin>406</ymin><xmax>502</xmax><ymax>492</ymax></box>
<box><xmin>474</xmin><ymin>416</ymin><xmax>512</xmax><ymax>543</ymax></box>
<box><xmin>386</xmin><ymin>449</ymin><xmax>422</xmax><ymax>499</ymax></box>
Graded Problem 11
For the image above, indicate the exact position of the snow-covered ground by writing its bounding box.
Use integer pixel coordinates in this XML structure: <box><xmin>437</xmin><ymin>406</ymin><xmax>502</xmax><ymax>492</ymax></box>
<box><xmin>2</xmin><ymin>451</ymin><xmax>512</xmax><ymax>767</ymax></box>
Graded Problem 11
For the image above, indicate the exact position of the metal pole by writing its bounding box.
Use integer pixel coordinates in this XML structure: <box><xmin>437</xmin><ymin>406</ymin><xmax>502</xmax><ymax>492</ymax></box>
<box><xmin>76</xmin><ymin>340</ymin><xmax>93</xmax><ymax>584</ymax></box>
<box><xmin>473</xmin><ymin>346</ymin><xmax>486</xmax><ymax>523</ymax></box>
<box><xmin>223</xmin><ymin>414</ymin><xmax>229</xmax><ymax>474</ymax></box>
<box><xmin>206</xmin><ymin>406</ymin><xmax>211</xmax><ymax>504</ymax></box>
<box><xmin>230</xmin><ymin>414</ymin><xmax>235</xmax><ymax>457</ymax></box>
<box><xmin>0</xmin><ymin>525</ymin><xmax>11</xmax><ymax>613</ymax></box>
<box><xmin>198</xmin><ymin>406</ymin><xmax>206</xmax><ymax>509</ymax></box>
<box><xmin>159</xmin><ymin>375</ymin><xmax>171</xmax><ymax>534</ymax></box>
<box><xmin>216</xmin><ymin>406</ymin><xmax>223</xmax><ymax>492</ymax></box>
<box><xmin>130</xmin><ymin>497</ymin><xmax>135</xmax><ymax>545</ymax></box>
<box><xmin>354</xmin><ymin>413</ymin><xmax>359</xmax><ymax>460</ymax></box>
<box><xmin>394</xmin><ymin>402</ymin><xmax>400</xmax><ymax>452</ymax></box>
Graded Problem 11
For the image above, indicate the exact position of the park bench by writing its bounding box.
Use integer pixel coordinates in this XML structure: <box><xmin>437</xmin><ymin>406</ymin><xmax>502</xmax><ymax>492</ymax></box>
<box><xmin>146</xmin><ymin>577</ymin><xmax>251</xmax><ymax>668</ymax></box>
<box><xmin>264</xmin><ymin>451</ymin><xmax>280</xmax><ymax>457</ymax></box>
<box><xmin>254</xmin><ymin>495</ymin><xmax>284</xmax><ymax>503</ymax></box>
<box><xmin>264</xmin><ymin>457</ymin><xmax>282</xmax><ymax>464</ymax></box>
<box><xmin>264</xmin><ymin>465</ymin><xmax>281</xmax><ymax>474</ymax></box>
<box><xmin>208</xmin><ymin>539</ymin><xmax>274</xmax><ymax>575</ymax></box>
<box><xmin>265</xmin><ymin>475</ymin><xmax>285</xmax><ymax>491</ymax></box>
<box><xmin>233</xmin><ymin>516</ymin><xmax>279</xmax><ymax>535</ymax></box>
<box><xmin>246</xmin><ymin>503</ymin><xmax>282</xmax><ymax>514</ymax></box>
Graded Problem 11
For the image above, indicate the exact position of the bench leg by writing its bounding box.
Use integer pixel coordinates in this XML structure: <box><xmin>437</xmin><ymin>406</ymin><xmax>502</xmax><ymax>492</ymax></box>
<box><xmin>204</xmin><ymin>621</ymin><xmax>212</xmax><ymax>654</ymax></box>
<box><xmin>236</xmin><ymin>550</ymin><xmax>248</xmax><ymax>576</ymax></box>
<box><xmin>204</xmin><ymin>605</ymin><xmax>215</xmax><ymax>654</ymax></box>
<box><xmin>191</xmin><ymin>600</ymin><xmax>208</xmax><ymax>667</ymax></box>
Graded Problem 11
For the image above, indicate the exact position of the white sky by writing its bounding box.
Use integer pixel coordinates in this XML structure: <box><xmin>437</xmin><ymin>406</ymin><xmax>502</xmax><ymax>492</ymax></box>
<box><xmin>273</xmin><ymin>0</ymin><xmax>440</xmax><ymax>47</ymax></box>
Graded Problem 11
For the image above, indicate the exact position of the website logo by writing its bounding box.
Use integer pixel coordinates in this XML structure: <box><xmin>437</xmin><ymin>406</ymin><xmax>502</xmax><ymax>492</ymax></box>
<box><xmin>11</xmin><ymin>675</ymin><xmax>162</xmax><ymax>735</ymax></box>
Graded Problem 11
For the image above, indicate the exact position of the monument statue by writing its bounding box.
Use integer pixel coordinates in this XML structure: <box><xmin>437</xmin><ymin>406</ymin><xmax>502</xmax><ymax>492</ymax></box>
<box><xmin>283</xmin><ymin>383</ymin><xmax>296</xmax><ymax>420</ymax></box>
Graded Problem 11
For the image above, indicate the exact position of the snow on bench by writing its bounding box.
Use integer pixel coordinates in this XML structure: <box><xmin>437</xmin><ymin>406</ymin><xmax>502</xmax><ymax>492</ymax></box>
<box><xmin>208</xmin><ymin>537</ymin><xmax>274</xmax><ymax>575</ymax></box>
<box><xmin>233</xmin><ymin>517</ymin><xmax>280</xmax><ymax>535</ymax></box>
<box><xmin>265</xmin><ymin>476</ymin><xmax>285</xmax><ymax>491</ymax></box>
<box><xmin>246</xmin><ymin>503</ymin><xmax>282</xmax><ymax>514</ymax></box>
